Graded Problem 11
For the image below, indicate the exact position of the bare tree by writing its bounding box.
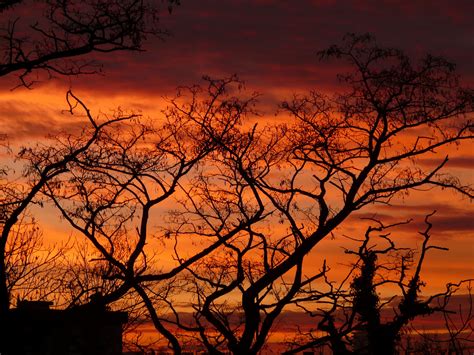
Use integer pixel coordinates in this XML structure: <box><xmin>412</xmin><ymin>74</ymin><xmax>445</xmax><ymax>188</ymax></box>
<box><xmin>154</xmin><ymin>34</ymin><xmax>473</xmax><ymax>354</ymax></box>
<box><xmin>1</xmin><ymin>34</ymin><xmax>472</xmax><ymax>354</ymax></box>
<box><xmin>5</xmin><ymin>215</ymin><xmax>66</xmax><ymax>305</ymax></box>
<box><xmin>0</xmin><ymin>91</ymin><xmax>140</xmax><ymax>313</ymax></box>
<box><xmin>284</xmin><ymin>214</ymin><xmax>473</xmax><ymax>354</ymax></box>
<box><xmin>0</xmin><ymin>0</ymin><xmax>180</xmax><ymax>88</ymax></box>
<box><xmin>25</xmin><ymin>76</ymin><xmax>260</xmax><ymax>354</ymax></box>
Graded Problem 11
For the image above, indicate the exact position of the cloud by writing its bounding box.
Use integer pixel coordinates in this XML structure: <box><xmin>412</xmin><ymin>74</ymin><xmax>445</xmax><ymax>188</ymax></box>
<box><xmin>418</xmin><ymin>156</ymin><xmax>474</xmax><ymax>169</ymax></box>
<box><xmin>0</xmin><ymin>100</ymin><xmax>88</xmax><ymax>141</ymax></box>
<box><xmin>275</xmin><ymin>292</ymin><xmax>474</xmax><ymax>331</ymax></box>
<box><xmin>350</xmin><ymin>203</ymin><xmax>474</xmax><ymax>234</ymax></box>
<box><xmin>30</xmin><ymin>0</ymin><xmax>471</xmax><ymax>99</ymax></box>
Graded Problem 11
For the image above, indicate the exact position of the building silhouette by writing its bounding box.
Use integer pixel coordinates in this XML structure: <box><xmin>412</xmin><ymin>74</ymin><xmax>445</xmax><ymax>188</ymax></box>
<box><xmin>0</xmin><ymin>300</ymin><xmax>127</xmax><ymax>355</ymax></box>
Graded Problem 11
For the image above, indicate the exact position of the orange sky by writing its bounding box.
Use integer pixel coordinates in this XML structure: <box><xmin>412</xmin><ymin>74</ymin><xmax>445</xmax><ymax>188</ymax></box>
<box><xmin>1</xmin><ymin>0</ymin><xmax>472</xmax><ymax>300</ymax></box>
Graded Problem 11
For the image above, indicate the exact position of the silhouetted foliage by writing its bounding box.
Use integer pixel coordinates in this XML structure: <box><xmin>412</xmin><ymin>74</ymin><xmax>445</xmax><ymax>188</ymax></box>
<box><xmin>0</xmin><ymin>91</ymin><xmax>141</xmax><ymax>313</ymax></box>
<box><xmin>158</xmin><ymin>33</ymin><xmax>472</xmax><ymax>354</ymax></box>
<box><xmin>5</xmin><ymin>216</ymin><xmax>65</xmax><ymax>303</ymax></box>
<box><xmin>0</xmin><ymin>33</ymin><xmax>472</xmax><ymax>354</ymax></box>
<box><xmin>26</xmin><ymin>76</ymin><xmax>256</xmax><ymax>353</ymax></box>
<box><xmin>284</xmin><ymin>214</ymin><xmax>473</xmax><ymax>354</ymax></box>
<box><xmin>0</xmin><ymin>0</ymin><xmax>180</xmax><ymax>88</ymax></box>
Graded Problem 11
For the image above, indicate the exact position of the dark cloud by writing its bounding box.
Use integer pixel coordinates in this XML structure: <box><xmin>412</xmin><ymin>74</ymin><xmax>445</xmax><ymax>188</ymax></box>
<box><xmin>44</xmin><ymin>0</ymin><xmax>473</xmax><ymax>98</ymax></box>
<box><xmin>351</xmin><ymin>204</ymin><xmax>474</xmax><ymax>234</ymax></box>
<box><xmin>429</xmin><ymin>214</ymin><xmax>474</xmax><ymax>233</ymax></box>
<box><xmin>418</xmin><ymin>156</ymin><xmax>474</xmax><ymax>169</ymax></box>
<box><xmin>276</xmin><ymin>293</ymin><xmax>474</xmax><ymax>331</ymax></box>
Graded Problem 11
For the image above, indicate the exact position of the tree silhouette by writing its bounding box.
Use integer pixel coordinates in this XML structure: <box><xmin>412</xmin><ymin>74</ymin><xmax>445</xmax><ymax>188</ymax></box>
<box><xmin>5</xmin><ymin>215</ymin><xmax>65</xmax><ymax>304</ymax></box>
<box><xmin>0</xmin><ymin>0</ymin><xmax>179</xmax><ymax>88</ymax></box>
<box><xmin>284</xmin><ymin>214</ymin><xmax>473</xmax><ymax>354</ymax></box>
<box><xmin>0</xmin><ymin>33</ymin><xmax>472</xmax><ymax>354</ymax></box>
<box><xmin>0</xmin><ymin>0</ymin><xmax>182</xmax><ymax>315</ymax></box>
<box><xmin>1</xmin><ymin>0</ymin><xmax>180</xmax><ymax>314</ymax></box>
<box><xmin>148</xmin><ymin>33</ymin><xmax>472</xmax><ymax>354</ymax></box>
<box><xmin>0</xmin><ymin>91</ymin><xmax>141</xmax><ymax>313</ymax></box>
<box><xmin>23</xmin><ymin>76</ymin><xmax>258</xmax><ymax>353</ymax></box>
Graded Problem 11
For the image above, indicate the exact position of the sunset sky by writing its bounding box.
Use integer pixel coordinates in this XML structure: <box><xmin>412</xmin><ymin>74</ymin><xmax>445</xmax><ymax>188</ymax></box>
<box><xmin>1</xmin><ymin>0</ymin><xmax>473</xmax><ymax>299</ymax></box>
